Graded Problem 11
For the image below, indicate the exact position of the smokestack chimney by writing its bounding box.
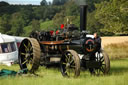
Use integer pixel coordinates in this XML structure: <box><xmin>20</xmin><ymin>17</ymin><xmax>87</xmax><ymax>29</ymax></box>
<box><xmin>80</xmin><ymin>5</ymin><xmax>88</xmax><ymax>32</ymax></box>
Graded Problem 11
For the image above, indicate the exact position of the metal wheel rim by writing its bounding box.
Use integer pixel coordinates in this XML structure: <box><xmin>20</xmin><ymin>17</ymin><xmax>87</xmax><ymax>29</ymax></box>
<box><xmin>19</xmin><ymin>38</ymin><xmax>41</xmax><ymax>73</ymax></box>
<box><xmin>60</xmin><ymin>50</ymin><xmax>80</xmax><ymax>78</ymax></box>
<box><xmin>90</xmin><ymin>50</ymin><xmax>110</xmax><ymax>75</ymax></box>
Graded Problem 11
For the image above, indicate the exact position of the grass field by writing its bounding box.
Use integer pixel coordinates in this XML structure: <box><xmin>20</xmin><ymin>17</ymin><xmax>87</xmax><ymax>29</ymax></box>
<box><xmin>0</xmin><ymin>58</ymin><xmax>128</xmax><ymax>85</ymax></box>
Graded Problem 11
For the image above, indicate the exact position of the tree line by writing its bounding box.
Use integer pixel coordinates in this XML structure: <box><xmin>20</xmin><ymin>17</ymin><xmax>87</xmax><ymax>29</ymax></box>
<box><xmin>0</xmin><ymin>0</ymin><xmax>128</xmax><ymax>36</ymax></box>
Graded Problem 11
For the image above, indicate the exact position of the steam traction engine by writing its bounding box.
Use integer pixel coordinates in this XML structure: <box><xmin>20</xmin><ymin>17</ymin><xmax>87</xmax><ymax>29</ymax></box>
<box><xmin>18</xmin><ymin>5</ymin><xmax>110</xmax><ymax>77</ymax></box>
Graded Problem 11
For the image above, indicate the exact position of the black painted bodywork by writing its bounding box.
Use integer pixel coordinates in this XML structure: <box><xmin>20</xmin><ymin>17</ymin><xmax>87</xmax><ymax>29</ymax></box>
<box><xmin>29</xmin><ymin>5</ymin><xmax>101</xmax><ymax>68</ymax></box>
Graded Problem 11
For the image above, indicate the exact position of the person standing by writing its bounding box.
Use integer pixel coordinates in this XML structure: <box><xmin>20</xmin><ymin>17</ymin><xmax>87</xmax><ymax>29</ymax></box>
<box><xmin>93</xmin><ymin>33</ymin><xmax>101</xmax><ymax>51</ymax></box>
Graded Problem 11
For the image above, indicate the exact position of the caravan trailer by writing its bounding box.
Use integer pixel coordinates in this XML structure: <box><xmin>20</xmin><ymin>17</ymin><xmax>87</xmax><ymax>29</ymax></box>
<box><xmin>0</xmin><ymin>33</ymin><xmax>24</xmax><ymax>66</ymax></box>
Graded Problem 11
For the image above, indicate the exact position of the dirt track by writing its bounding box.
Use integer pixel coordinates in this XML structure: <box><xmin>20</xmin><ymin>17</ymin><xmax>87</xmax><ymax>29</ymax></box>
<box><xmin>101</xmin><ymin>36</ymin><xmax>128</xmax><ymax>47</ymax></box>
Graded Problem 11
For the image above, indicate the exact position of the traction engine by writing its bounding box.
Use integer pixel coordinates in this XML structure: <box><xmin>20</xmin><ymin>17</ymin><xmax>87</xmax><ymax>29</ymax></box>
<box><xmin>18</xmin><ymin>5</ymin><xmax>110</xmax><ymax>77</ymax></box>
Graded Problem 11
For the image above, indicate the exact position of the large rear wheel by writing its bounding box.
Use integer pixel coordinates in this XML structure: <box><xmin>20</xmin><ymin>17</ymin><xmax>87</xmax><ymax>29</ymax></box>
<box><xmin>19</xmin><ymin>38</ymin><xmax>41</xmax><ymax>73</ymax></box>
<box><xmin>60</xmin><ymin>50</ymin><xmax>80</xmax><ymax>78</ymax></box>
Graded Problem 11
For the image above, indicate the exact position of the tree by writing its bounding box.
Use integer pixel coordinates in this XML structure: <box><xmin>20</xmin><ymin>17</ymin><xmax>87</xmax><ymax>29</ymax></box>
<box><xmin>87</xmin><ymin>11</ymin><xmax>103</xmax><ymax>35</ymax></box>
<box><xmin>95</xmin><ymin>0</ymin><xmax>128</xmax><ymax>35</ymax></box>
<box><xmin>64</xmin><ymin>1</ymin><xmax>79</xmax><ymax>16</ymax></box>
<box><xmin>52</xmin><ymin>0</ymin><xmax>68</xmax><ymax>5</ymax></box>
<box><xmin>53</xmin><ymin>11</ymin><xmax>65</xmax><ymax>28</ymax></box>
<box><xmin>0</xmin><ymin>1</ymin><xmax>9</xmax><ymax>7</ymax></box>
<box><xmin>53</xmin><ymin>0</ymin><xmax>80</xmax><ymax>28</ymax></box>
<box><xmin>86</xmin><ymin>0</ymin><xmax>109</xmax><ymax>12</ymax></box>
<box><xmin>31</xmin><ymin>19</ymin><xmax>40</xmax><ymax>31</ymax></box>
<box><xmin>40</xmin><ymin>0</ymin><xmax>48</xmax><ymax>6</ymax></box>
<box><xmin>0</xmin><ymin>14</ymin><xmax>11</xmax><ymax>34</ymax></box>
<box><xmin>10</xmin><ymin>12</ymin><xmax>25</xmax><ymax>36</ymax></box>
<box><xmin>20</xmin><ymin>5</ymin><xmax>34</xmax><ymax>25</ymax></box>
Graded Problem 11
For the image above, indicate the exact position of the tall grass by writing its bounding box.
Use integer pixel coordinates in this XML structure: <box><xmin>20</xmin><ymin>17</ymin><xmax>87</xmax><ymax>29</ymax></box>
<box><xmin>104</xmin><ymin>41</ymin><xmax>128</xmax><ymax>59</ymax></box>
<box><xmin>0</xmin><ymin>59</ymin><xmax>128</xmax><ymax>85</ymax></box>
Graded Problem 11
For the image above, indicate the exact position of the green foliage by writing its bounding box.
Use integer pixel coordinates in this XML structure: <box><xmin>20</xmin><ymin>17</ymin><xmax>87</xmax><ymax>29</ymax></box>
<box><xmin>53</xmin><ymin>11</ymin><xmax>65</xmax><ymax>28</ymax></box>
<box><xmin>0</xmin><ymin>0</ymin><xmax>127</xmax><ymax>36</ymax></box>
<box><xmin>0</xmin><ymin>14</ymin><xmax>11</xmax><ymax>34</ymax></box>
<box><xmin>52</xmin><ymin>0</ymin><xmax>68</xmax><ymax>5</ymax></box>
<box><xmin>87</xmin><ymin>11</ymin><xmax>103</xmax><ymax>35</ymax></box>
<box><xmin>53</xmin><ymin>0</ymin><xmax>79</xmax><ymax>28</ymax></box>
<box><xmin>0</xmin><ymin>1</ymin><xmax>9</xmax><ymax>7</ymax></box>
<box><xmin>95</xmin><ymin>0</ymin><xmax>128</xmax><ymax>35</ymax></box>
<box><xmin>22</xmin><ymin>19</ymin><xmax>40</xmax><ymax>36</ymax></box>
<box><xmin>33</xmin><ymin>6</ymin><xmax>62</xmax><ymax>20</ymax></box>
<box><xmin>31</xmin><ymin>19</ymin><xmax>40</xmax><ymax>31</ymax></box>
<box><xmin>10</xmin><ymin>12</ymin><xmax>25</xmax><ymax>36</ymax></box>
<box><xmin>64</xmin><ymin>1</ymin><xmax>79</xmax><ymax>16</ymax></box>
<box><xmin>20</xmin><ymin>6</ymin><xmax>34</xmax><ymax>25</ymax></box>
<box><xmin>87</xmin><ymin>0</ymin><xmax>109</xmax><ymax>12</ymax></box>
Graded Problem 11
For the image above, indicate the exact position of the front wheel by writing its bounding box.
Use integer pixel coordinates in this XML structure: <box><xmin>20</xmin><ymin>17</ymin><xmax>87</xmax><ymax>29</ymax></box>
<box><xmin>60</xmin><ymin>50</ymin><xmax>80</xmax><ymax>78</ymax></box>
<box><xmin>90</xmin><ymin>50</ymin><xmax>110</xmax><ymax>75</ymax></box>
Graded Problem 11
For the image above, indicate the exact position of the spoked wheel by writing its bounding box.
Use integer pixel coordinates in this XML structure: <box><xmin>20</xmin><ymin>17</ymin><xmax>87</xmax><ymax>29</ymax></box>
<box><xmin>90</xmin><ymin>50</ymin><xmax>110</xmax><ymax>75</ymax></box>
<box><xmin>60</xmin><ymin>50</ymin><xmax>80</xmax><ymax>78</ymax></box>
<box><xmin>19</xmin><ymin>38</ymin><xmax>41</xmax><ymax>73</ymax></box>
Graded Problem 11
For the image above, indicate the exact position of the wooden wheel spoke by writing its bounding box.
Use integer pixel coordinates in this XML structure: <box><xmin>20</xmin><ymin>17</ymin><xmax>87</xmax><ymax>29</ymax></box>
<box><xmin>30</xmin><ymin>53</ymin><xmax>33</xmax><ymax>56</ymax></box>
<box><xmin>61</xmin><ymin>50</ymin><xmax>80</xmax><ymax>77</ymax></box>
<box><xmin>19</xmin><ymin>38</ymin><xmax>41</xmax><ymax>73</ymax></box>
<box><xmin>62</xmin><ymin>62</ymin><xmax>67</xmax><ymax>65</ymax></box>
<box><xmin>24</xmin><ymin>54</ymin><xmax>29</xmax><ymax>59</ymax></box>
<box><xmin>24</xmin><ymin>56</ymin><xmax>28</xmax><ymax>60</ymax></box>
<box><xmin>22</xmin><ymin>60</ymin><xmax>28</xmax><ymax>64</ymax></box>
<box><xmin>70</xmin><ymin>59</ymin><xmax>74</xmax><ymax>64</ymax></box>
<box><xmin>21</xmin><ymin>52</ymin><xmax>26</xmax><ymax>56</ymax></box>
<box><xmin>27</xmin><ymin>63</ymin><xmax>32</xmax><ymax>70</ymax></box>
<box><xmin>24</xmin><ymin>44</ymin><xmax>29</xmax><ymax>52</ymax></box>
<box><xmin>100</xmin><ymin>56</ymin><xmax>103</xmax><ymax>60</ymax></box>
<box><xmin>65</xmin><ymin>54</ymin><xmax>69</xmax><ymax>62</ymax></box>
<box><xmin>89</xmin><ymin>50</ymin><xmax>110</xmax><ymax>75</ymax></box>
<box><xmin>101</xmin><ymin>59</ymin><xmax>104</xmax><ymax>62</ymax></box>
<box><xmin>100</xmin><ymin>66</ymin><xmax>105</xmax><ymax>73</ymax></box>
<box><xmin>65</xmin><ymin>64</ymin><xmax>75</xmax><ymax>77</ymax></box>
<box><xmin>30</xmin><ymin>47</ymin><xmax>33</xmax><ymax>51</ymax></box>
<box><xmin>30</xmin><ymin>57</ymin><xmax>33</xmax><ymax>61</ymax></box>
<box><xmin>65</xmin><ymin>69</ymin><xmax>68</xmax><ymax>74</ymax></box>
<box><xmin>28</xmin><ymin>42</ymin><xmax>33</xmax><ymax>51</ymax></box>
<box><xmin>28</xmin><ymin>42</ymin><xmax>31</xmax><ymax>48</ymax></box>
<box><xmin>65</xmin><ymin>69</ymin><xmax>69</xmax><ymax>76</ymax></box>
<box><xmin>68</xmin><ymin>54</ymin><xmax>72</xmax><ymax>60</ymax></box>
<box><xmin>102</xmin><ymin>64</ymin><xmax>105</xmax><ymax>66</ymax></box>
<box><xmin>67</xmin><ymin>55</ymin><xmax>71</xmax><ymax>62</ymax></box>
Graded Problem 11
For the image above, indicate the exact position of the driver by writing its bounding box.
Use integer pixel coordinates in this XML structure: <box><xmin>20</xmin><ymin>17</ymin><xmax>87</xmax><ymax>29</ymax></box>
<box><xmin>93</xmin><ymin>33</ymin><xmax>101</xmax><ymax>51</ymax></box>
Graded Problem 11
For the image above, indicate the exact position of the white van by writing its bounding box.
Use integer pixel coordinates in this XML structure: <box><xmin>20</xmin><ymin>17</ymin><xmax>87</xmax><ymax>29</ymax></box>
<box><xmin>0</xmin><ymin>33</ymin><xmax>19</xmax><ymax>66</ymax></box>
